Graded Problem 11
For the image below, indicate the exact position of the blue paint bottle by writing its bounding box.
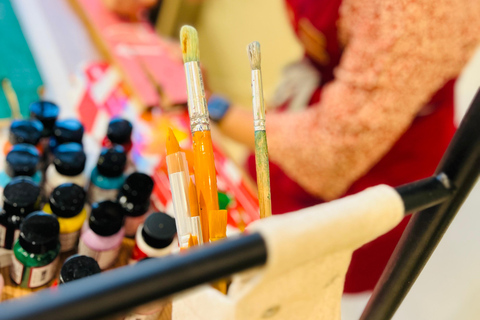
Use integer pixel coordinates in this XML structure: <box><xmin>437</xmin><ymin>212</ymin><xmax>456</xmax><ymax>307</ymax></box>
<box><xmin>88</xmin><ymin>146</ymin><xmax>127</xmax><ymax>203</ymax></box>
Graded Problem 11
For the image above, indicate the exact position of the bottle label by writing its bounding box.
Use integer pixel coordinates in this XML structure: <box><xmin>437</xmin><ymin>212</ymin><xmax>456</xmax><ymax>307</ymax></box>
<box><xmin>10</xmin><ymin>255</ymin><xmax>24</xmax><ymax>285</ymax></box>
<box><xmin>130</xmin><ymin>244</ymin><xmax>147</xmax><ymax>263</ymax></box>
<box><xmin>28</xmin><ymin>257</ymin><xmax>59</xmax><ymax>288</ymax></box>
<box><xmin>88</xmin><ymin>184</ymin><xmax>119</xmax><ymax>204</ymax></box>
<box><xmin>78</xmin><ymin>239</ymin><xmax>120</xmax><ymax>269</ymax></box>
<box><xmin>0</xmin><ymin>248</ymin><xmax>12</xmax><ymax>267</ymax></box>
<box><xmin>0</xmin><ymin>224</ymin><xmax>6</xmax><ymax>248</ymax></box>
<box><xmin>59</xmin><ymin>230</ymin><xmax>80</xmax><ymax>252</ymax></box>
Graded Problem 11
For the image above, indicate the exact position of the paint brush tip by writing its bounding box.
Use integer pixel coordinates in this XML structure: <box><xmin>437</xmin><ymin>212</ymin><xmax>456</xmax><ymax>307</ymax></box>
<box><xmin>180</xmin><ymin>25</ymin><xmax>200</xmax><ymax>63</ymax></box>
<box><xmin>247</xmin><ymin>41</ymin><xmax>261</xmax><ymax>70</ymax></box>
<box><xmin>166</xmin><ymin>127</ymin><xmax>181</xmax><ymax>155</ymax></box>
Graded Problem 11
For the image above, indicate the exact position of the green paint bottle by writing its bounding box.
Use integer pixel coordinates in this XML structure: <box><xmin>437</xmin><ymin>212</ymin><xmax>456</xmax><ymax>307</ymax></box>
<box><xmin>11</xmin><ymin>212</ymin><xmax>60</xmax><ymax>288</ymax></box>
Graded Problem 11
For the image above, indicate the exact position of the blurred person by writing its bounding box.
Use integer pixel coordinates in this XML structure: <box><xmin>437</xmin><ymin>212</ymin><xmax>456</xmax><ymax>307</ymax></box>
<box><xmin>106</xmin><ymin>0</ymin><xmax>480</xmax><ymax>293</ymax></box>
<box><xmin>102</xmin><ymin>0</ymin><xmax>158</xmax><ymax>19</ymax></box>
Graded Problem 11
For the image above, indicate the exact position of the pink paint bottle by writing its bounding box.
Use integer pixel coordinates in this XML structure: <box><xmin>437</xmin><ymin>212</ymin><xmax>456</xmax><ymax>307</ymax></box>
<box><xmin>78</xmin><ymin>201</ymin><xmax>125</xmax><ymax>270</ymax></box>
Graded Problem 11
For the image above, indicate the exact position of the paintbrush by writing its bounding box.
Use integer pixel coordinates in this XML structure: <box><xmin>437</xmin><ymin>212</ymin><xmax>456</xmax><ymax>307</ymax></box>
<box><xmin>180</xmin><ymin>25</ymin><xmax>221</xmax><ymax>243</ymax></box>
<box><xmin>166</xmin><ymin>128</ymin><xmax>192</xmax><ymax>248</ymax></box>
<box><xmin>247</xmin><ymin>42</ymin><xmax>272</xmax><ymax>219</ymax></box>
<box><xmin>189</xmin><ymin>178</ymin><xmax>203</xmax><ymax>245</ymax></box>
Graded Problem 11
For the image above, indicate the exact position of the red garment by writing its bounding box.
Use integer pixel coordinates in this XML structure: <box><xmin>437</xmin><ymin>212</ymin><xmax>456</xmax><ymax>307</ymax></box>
<box><xmin>247</xmin><ymin>0</ymin><xmax>456</xmax><ymax>293</ymax></box>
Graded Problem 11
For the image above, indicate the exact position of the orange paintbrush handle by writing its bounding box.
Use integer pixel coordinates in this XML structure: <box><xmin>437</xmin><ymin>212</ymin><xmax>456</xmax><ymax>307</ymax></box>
<box><xmin>193</xmin><ymin>130</ymin><xmax>219</xmax><ymax>243</ymax></box>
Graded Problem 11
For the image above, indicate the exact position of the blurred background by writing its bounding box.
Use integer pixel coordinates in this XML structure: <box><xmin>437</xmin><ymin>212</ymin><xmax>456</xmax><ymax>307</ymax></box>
<box><xmin>2</xmin><ymin>0</ymin><xmax>480</xmax><ymax>318</ymax></box>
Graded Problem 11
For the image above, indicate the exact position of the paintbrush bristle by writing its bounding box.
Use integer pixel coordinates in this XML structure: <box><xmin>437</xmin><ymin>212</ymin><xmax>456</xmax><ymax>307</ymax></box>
<box><xmin>166</xmin><ymin>127</ymin><xmax>181</xmax><ymax>156</ymax></box>
<box><xmin>247</xmin><ymin>41</ymin><xmax>261</xmax><ymax>70</ymax></box>
<box><xmin>180</xmin><ymin>25</ymin><xmax>200</xmax><ymax>63</ymax></box>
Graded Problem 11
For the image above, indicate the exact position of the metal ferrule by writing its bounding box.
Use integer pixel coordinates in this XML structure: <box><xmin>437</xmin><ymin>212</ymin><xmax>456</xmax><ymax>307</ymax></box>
<box><xmin>185</xmin><ymin>61</ymin><xmax>210</xmax><ymax>132</ymax></box>
<box><xmin>251</xmin><ymin>70</ymin><xmax>266</xmax><ymax>131</ymax></box>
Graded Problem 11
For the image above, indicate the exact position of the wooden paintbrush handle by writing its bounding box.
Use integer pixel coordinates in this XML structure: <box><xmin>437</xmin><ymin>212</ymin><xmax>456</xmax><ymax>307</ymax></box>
<box><xmin>255</xmin><ymin>130</ymin><xmax>272</xmax><ymax>219</ymax></box>
<box><xmin>193</xmin><ymin>130</ymin><xmax>219</xmax><ymax>243</ymax></box>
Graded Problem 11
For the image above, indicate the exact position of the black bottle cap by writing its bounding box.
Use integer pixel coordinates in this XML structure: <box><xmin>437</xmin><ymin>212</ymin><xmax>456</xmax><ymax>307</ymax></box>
<box><xmin>141</xmin><ymin>212</ymin><xmax>176</xmax><ymax>249</ymax></box>
<box><xmin>53</xmin><ymin>143</ymin><xmax>86</xmax><ymax>176</ymax></box>
<box><xmin>60</xmin><ymin>255</ymin><xmax>101</xmax><ymax>284</ymax></box>
<box><xmin>117</xmin><ymin>172</ymin><xmax>153</xmax><ymax>217</ymax></box>
<box><xmin>29</xmin><ymin>101</ymin><xmax>60</xmax><ymax>137</ymax></box>
<box><xmin>107</xmin><ymin>118</ymin><xmax>133</xmax><ymax>145</ymax></box>
<box><xmin>9</xmin><ymin>120</ymin><xmax>43</xmax><ymax>146</ymax></box>
<box><xmin>49</xmin><ymin>184</ymin><xmax>86</xmax><ymax>218</ymax></box>
<box><xmin>96</xmin><ymin>146</ymin><xmax>127</xmax><ymax>177</ymax></box>
<box><xmin>53</xmin><ymin>119</ymin><xmax>84</xmax><ymax>145</ymax></box>
<box><xmin>3</xmin><ymin>177</ymin><xmax>40</xmax><ymax>216</ymax></box>
<box><xmin>19</xmin><ymin>212</ymin><xmax>59</xmax><ymax>254</ymax></box>
<box><xmin>6</xmin><ymin>144</ymin><xmax>39</xmax><ymax>178</ymax></box>
<box><xmin>89</xmin><ymin>201</ymin><xmax>124</xmax><ymax>236</ymax></box>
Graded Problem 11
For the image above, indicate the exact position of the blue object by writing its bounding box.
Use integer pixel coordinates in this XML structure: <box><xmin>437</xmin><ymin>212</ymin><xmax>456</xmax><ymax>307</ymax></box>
<box><xmin>0</xmin><ymin>144</ymin><xmax>42</xmax><ymax>188</ymax></box>
<box><xmin>90</xmin><ymin>167</ymin><xmax>125</xmax><ymax>190</ymax></box>
<box><xmin>207</xmin><ymin>95</ymin><xmax>231</xmax><ymax>123</ymax></box>
<box><xmin>49</xmin><ymin>119</ymin><xmax>84</xmax><ymax>153</ymax></box>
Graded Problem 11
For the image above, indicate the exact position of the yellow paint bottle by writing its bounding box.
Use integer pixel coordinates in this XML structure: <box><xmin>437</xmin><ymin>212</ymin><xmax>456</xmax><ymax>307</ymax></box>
<box><xmin>44</xmin><ymin>183</ymin><xmax>87</xmax><ymax>252</ymax></box>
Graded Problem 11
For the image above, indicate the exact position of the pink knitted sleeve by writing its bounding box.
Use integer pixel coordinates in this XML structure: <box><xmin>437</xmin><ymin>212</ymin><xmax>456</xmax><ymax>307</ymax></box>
<box><xmin>266</xmin><ymin>0</ymin><xmax>480</xmax><ymax>201</ymax></box>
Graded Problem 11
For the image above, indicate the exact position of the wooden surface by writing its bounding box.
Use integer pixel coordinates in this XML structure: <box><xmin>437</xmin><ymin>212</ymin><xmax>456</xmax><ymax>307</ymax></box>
<box><xmin>1</xmin><ymin>238</ymin><xmax>172</xmax><ymax>320</ymax></box>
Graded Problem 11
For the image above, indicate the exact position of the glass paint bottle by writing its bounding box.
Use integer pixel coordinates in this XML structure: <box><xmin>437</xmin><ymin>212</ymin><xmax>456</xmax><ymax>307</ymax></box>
<box><xmin>0</xmin><ymin>177</ymin><xmax>41</xmax><ymax>249</ymax></box>
<box><xmin>29</xmin><ymin>101</ymin><xmax>60</xmax><ymax>140</ymax></box>
<box><xmin>49</xmin><ymin>119</ymin><xmax>84</xmax><ymax>153</ymax></box>
<box><xmin>43</xmin><ymin>183</ymin><xmax>87</xmax><ymax>252</ymax></box>
<box><xmin>130</xmin><ymin>212</ymin><xmax>177</xmax><ymax>263</ymax></box>
<box><xmin>102</xmin><ymin>118</ymin><xmax>133</xmax><ymax>153</ymax></box>
<box><xmin>88</xmin><ymin>146</ymin><xmax>126</xmax><ymax>204</ymax></box>
<box><xmin>4</xmin><ymin>119</ymin><xmax>43</xmax><ymax>155</ymax></box>
<box><xmin>0</xmin><ymin>144</ymin><xmax>42</xmax><ymax>196</ymax></box>
<box><xmin>29</xmin><ymin>101</ymin><xmax>60</xmax><ymax>169</ymax></box>
<box><xmin>59</xmin><ymin>254</ymin><xmax>101</xmax><ymax>284</ymax></box>
<box><xmin>118</xmin><ymin>172</ymin><xmax>154</xmax><ymax>237</ymax></box>
<box><xmin>44</xmin><ymin>142</ymin><xmax>87</xmax><ymax>197</ymax></box>
<box><xmin>78</xmin><ymin>201</ymin><xmax>125</xmax><ymax>269</ymax></box>
<box><xmin>11</xmin><ymin>212</ymin><xmax>60</xmax><ymax>288</ymax></box>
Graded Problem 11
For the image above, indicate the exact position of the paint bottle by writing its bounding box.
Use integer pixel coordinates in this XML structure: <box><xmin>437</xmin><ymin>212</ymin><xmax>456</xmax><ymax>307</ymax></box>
<box><xmin>103</xmin><ymin>118</ymin><xmax>133</xmax><ymax>153</ymax></box>
<box><xmin>59</xmin><ymin>254</ymin><xmax>101</xmax><ymax>284</ymax></box>
<box><xmin>29</xmin><ymin>101</ymin><xmax>60</xmax><ymax>139</ymax></box>
<box><xmin>78</xmin><ymin>201</ymin><xmax>125</xmax><ymax>269</ymax></box>
<box><xmin>0</xmin><ymin>177</ymin><xmax>41</xmax><ymax>249</ymax></box>
<box><xmin>49</xmin><ymin>119</ymin><xmax>84</xmax><ymax>154</ymax></box>
<box><xmin>130</xmin><ymin>212</ymin><xmax>176</xmax><ymax>263</ymax></box>
<box><xmin>88</xmin><ymin>146</ymin><xmax>126</xmax><ymax>204</ymax></box>
<box><xmin>4</xmin><ymin>119</ymin><xmax>43</xmax><ymax>155</ymax></box>
<box><xmin>29</xmin><ymin>101</ymin><xmax>60</xmax><ymax>169</ymax></box>
<box><xmin>118</xmin><ymin>172</ymin><xmax>154</xmax><ymax>237</ymax></box>
<box><xmin>0</xmin><ymin>144</ymin><xmax>42</xmax><ymax>196</ymax></box>
<box><xmin>11</xmin><ymin>212</ymin><xmax>60</xmax><ymax>288</ymax></box>
<box><xmin>44</xmin><ymin>142</ymin><xmax>87</xmax><ymax>197</ymax></box>
<box><xmin>43</xmin><ymin>183</ymin><xmax>87</xmax><ymax>252</ymax></box>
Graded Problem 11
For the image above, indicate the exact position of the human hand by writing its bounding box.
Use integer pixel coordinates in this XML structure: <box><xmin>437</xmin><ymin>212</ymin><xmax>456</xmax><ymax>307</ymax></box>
<box><xmin>102</xmin><ymin>0</ymin><xmax>158</xmax><ymax>18</ymax></box>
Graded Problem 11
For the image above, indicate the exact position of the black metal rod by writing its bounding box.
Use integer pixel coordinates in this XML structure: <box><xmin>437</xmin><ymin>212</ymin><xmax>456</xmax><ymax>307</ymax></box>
<box><xmin>0</xmin><ymin>233</ymin><xmax>267</xmax><ymax>320</ymax></box>
<box><xmin>361</xmin><ymin>88</ymin><xmax>480</xmax><ymax>320</ymax></box>
<box><xmin>395</xmin><ymin>173</ymin><xmax>453</xmax><ymax>214</ymax></box>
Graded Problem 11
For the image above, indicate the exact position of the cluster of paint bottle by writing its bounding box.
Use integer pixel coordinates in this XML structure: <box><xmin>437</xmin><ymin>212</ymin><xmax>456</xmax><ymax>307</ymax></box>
<box><xmin>0</xmin><ymin>101</ymin><xmax>178</xmax><ymax>301</ymax></box>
